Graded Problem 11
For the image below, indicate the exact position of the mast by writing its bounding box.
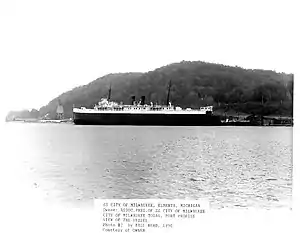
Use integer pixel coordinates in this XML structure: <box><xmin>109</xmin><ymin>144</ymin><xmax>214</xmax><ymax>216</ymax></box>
<box><xmin>107</xmin><ymin>83</ymin><xmax>112</xmax><ymax>101</ymax></box>
<box><xmin>166</xmin><ymin>79</ymin><xmax>172</xmax><ymax>105</ymax></box>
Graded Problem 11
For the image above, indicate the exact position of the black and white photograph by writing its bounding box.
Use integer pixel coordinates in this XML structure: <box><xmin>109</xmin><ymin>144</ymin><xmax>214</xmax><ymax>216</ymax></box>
<box><xmin>0</xmin><ymin>0</ymin><xmax>297</xmax><ymax>232</ymax></box>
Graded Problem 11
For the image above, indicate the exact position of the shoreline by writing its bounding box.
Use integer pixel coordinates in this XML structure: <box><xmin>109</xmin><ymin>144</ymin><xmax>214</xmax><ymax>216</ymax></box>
<box><xmin>5</xmin><ymin>119</ymin><xmax>74</xmax><ymax>124</ymax></box>
<box><xmin>5</xmin><ymin>120</ymin><xmax>293</xmax><ymax>127</ymax></box>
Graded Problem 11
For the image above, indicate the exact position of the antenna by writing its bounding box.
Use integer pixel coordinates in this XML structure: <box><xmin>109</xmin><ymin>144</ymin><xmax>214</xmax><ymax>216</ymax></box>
<box><xmin>166</xmin><ymin>79</ymin><xmax>172</xmax><ymax>105</ymax></box>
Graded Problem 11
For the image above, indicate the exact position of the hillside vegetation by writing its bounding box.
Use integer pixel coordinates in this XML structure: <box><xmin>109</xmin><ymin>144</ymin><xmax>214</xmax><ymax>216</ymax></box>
<box><xmin>7</xmin><ymin>61</ymin><xmax>294</xmax><ymax>120</ymax></box>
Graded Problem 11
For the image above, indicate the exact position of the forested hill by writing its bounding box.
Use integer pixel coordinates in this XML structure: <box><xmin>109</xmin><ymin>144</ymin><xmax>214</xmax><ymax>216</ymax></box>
<box><xmin>9</xmin><ymin>61</ymin><xmax>294</xmax><ymax>120</ymax></box>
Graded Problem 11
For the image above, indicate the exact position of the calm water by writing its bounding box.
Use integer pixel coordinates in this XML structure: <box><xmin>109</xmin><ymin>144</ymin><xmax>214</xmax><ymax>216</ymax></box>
<box><xmin>2</xmin><ymin>123</ymin><xmax>293</xmax><ymax>209</ymax></box>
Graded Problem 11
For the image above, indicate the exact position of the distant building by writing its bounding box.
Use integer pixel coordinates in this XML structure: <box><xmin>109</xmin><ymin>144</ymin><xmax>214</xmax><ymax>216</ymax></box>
<box><xmin>263</xmin><ymin>116</ymin><xmax>293</xmax><ymax>126</ymax></box>
<box><xmin>42</xmin><ymin>113</ymin><xmax>51</xmax><ymax>120</ymax></box>
<box><xmin>245</xmin><ymin>115</ymin><xmax>293</xmax><ymax>126</ymax></box>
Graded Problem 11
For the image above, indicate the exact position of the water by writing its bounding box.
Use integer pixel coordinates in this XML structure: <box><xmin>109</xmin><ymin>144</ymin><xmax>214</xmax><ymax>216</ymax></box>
<box><xmin>2</xmin><ymin>123</ymin><xmax>293</xmax><ymax>210</ymax></box>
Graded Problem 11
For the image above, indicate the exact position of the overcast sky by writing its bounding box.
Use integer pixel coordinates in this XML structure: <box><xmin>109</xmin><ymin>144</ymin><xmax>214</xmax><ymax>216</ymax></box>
<box><xmin>0</xmin><ymin>0</ymin><xmax>298</xmax><ymax>117</ymax></box>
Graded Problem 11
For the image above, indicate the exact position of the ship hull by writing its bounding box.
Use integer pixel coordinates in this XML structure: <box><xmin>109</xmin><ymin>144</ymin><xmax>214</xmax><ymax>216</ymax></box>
<box><xmin>73</xmin><ymin>112</ymin><xmax>221</xmax><ymax>126</ymax></box>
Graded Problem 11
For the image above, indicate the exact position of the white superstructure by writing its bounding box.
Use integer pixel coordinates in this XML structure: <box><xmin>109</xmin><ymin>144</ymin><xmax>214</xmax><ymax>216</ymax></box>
<box><xmin>73</xmin><ymin>98</ymin><xmax>213</xmax><ymax>115</ymax></box>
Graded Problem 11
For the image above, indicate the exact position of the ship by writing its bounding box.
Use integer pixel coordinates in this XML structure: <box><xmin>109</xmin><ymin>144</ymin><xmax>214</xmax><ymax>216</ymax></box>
<box><xmin>72</xmin><ymin>81</ymin><xmax>221</xmax><ymax>126</ymax></box>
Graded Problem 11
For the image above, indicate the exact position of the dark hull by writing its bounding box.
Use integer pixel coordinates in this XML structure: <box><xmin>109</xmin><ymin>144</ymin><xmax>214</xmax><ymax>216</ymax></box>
<box><xmin>73</xmin><ymin>112</ymin><xmax>221</xmax><ymax>126</ymax></box>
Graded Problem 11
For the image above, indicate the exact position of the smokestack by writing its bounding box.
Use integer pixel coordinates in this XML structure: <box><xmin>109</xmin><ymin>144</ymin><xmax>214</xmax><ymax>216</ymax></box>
<box><xmin>131</xmin><ymin>96</ymin><xmax>135</xmax><ymax>105</ymax></box>
<box><xmin>140</xmin><ymin>96</ymin><xmax>145</xmax><ymax>105</ymax></box>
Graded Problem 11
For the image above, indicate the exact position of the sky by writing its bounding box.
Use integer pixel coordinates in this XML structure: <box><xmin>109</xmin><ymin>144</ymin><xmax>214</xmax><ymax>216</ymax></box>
<box><xmin>0</xmin><ymin>0</ymin><xmax>298</xmax><ymax>117</ymax></box>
